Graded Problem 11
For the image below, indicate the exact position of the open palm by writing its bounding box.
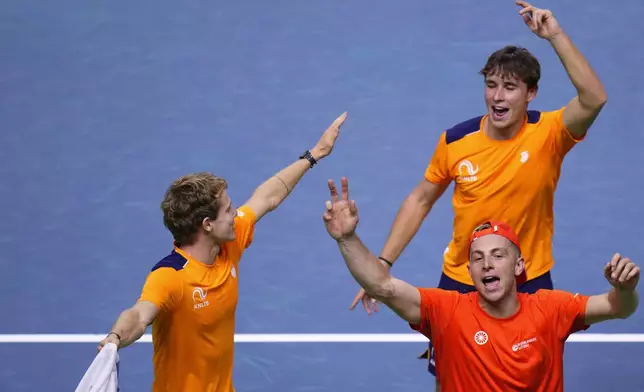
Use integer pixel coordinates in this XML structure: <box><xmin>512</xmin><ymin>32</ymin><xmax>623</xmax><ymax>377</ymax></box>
<box><xmin>323</xmin><ymin>177</ymin><xmax>359</xmax><ymax>241</ymax></box>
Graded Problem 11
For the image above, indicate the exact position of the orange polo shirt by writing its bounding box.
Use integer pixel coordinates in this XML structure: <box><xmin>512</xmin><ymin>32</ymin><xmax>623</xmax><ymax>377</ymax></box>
<box><xmin>138</xmin><ymin>205</ymin><xmax>256</xmax><ymax>392</ymax></box>
<box><xmin>425</xmin><ymin>108</ymin><xmax>583</xmax><ymax>284</ymax></box>
<box><xmin>411</xmin><ymin>288</ymin><xmax>590</xmax><ymax>391</ymax></box>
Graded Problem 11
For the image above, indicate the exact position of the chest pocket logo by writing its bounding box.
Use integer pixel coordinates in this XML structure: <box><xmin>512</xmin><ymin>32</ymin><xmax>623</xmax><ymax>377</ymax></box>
<box><xmin>192</xmin><ymin>287</ymin><xmax>210</xmax><ymax>310</ymax></box>
<box><xmin>457</xmin><ymin>160</ymin><xmax>479</xmax><ymax>182</ymax></box>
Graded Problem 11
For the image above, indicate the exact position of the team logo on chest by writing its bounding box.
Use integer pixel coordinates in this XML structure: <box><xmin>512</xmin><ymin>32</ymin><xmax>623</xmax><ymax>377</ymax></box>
<box><xmin>474</xmin><ymin>330</ymin><xmax>488</xmax><ymax>345</ymax></box>
<box><xmin>192</xmin><ymin>287</ymin><xmax>210</xmax><ymax>310</ymax></box>
<box><xmin>457</xmin><ymin>160</ymin><xmax>479</xmax><ymax>182</ymax></box>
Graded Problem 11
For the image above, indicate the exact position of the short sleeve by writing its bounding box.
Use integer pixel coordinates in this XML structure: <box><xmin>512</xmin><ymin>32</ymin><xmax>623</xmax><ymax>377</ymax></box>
<box><xmin>536</xmin><ymin>289</ymin><xmax>590</xmax><ymax>340</ymax></box>
<box><xmin>138</xmin><ymin>268</ymin><xmax>183</xmax><ymax>313</ymax></box>
<box><xmin>234</xmin><ymin>205</ymin><xmax>256</xmax><ymax>250</ymax></box>
<box><xmin>409</xmin><ymin>288</ymin><xmax>460</xmax><ymax>341</ymax></box>
<box><xmin>545</xmin><ymin>107</ymin><xmax>585</xmax><ymax>158</ymax></box>
<box><xmin>424</xmin><ymin>132</ymin><xmax>451</xmax><ymax>185</ymax></box>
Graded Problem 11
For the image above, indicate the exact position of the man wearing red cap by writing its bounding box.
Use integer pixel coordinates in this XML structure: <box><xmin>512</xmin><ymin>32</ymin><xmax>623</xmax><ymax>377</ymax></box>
<box><xmin>324</xmin><ymin>177</ymin><xmax>640</xmax><ymax>392</ymax></box>
<box><xmin>348</xmin><ymin>2</ymin><xmax>608</xmax><ymax>385</ymax></box>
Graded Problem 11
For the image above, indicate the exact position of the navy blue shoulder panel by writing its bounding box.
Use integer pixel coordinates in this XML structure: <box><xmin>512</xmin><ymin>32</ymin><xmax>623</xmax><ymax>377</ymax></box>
<box><xmin>445</xmin><ymin>116</ymin><xmax>484</xmax><ymax>145</ymax></box>
<box><xmin>527</xmin><ymin>110</ymin><xmax>541</xmax><ymax>124</ymax></box>
<box><xmin>151</xmin><ymin>250</ymin><xmax>187</xmax><ymax>272</ymax></box>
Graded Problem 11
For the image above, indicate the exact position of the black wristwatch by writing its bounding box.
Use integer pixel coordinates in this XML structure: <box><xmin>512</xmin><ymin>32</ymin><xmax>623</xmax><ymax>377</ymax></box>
<box><xmin>300</xmin><ymin>150</ymin><xmax>317</xmax><ymax>168</ymax></box>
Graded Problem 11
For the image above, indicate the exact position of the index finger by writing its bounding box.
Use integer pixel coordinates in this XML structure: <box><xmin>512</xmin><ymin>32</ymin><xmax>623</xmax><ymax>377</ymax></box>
<box><xmin>328</xmin><ymin>179</ymin><xmax>339</xmax><ymax>202</ymax></box>
<box><xmin>515</xmin><ymin>0</ymin><xmax>531</xmax><ymax>7</ymax></box>
<box><xmin>331</xmin><ymin>112</ymin><xmax>348</xmax><ymax>130</ymax></box>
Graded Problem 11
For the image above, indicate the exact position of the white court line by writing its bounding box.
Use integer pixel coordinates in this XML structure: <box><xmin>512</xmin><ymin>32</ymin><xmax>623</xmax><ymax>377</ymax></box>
<box><xmin>0</xmin><ymin>333</ymin><xmax>643</xmax><ymax>343</ymax></box>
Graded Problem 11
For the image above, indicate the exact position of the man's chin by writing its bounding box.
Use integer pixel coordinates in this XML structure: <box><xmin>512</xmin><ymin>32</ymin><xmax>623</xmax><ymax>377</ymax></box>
<box><xmin>477</xmin><ymin>284</ymin><xmax>506</xmax><ymax>303</ymax></box>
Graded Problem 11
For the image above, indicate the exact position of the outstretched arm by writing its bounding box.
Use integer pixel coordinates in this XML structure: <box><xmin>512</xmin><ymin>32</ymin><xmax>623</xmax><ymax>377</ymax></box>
<box><xmin>244</xmin><ymin>112</ymin><xmax>347</xmax><ymax>222</ymax></box>
<box><xmin>97</xmin><ymin>301</ymin><xmax>159</xmax><ymax>351</ymax></box>
<box><xmin>337</xmin><ymin>234</ymin><xmax>422</xmax><ymax>324</ymax></box>
<box><xmin>517</xmin><ymin>1</ymin><xmax>607</xmax><ymax>138</ymax></box>
<box><xmin>585</xmin><ymin>253</ymin><xmax>640</xmax><ymax>325</ymax></box>
<box><xmin>324</xmin><ymin>177</ymin><xmax>422</xmax><ymax>324</ymax></box>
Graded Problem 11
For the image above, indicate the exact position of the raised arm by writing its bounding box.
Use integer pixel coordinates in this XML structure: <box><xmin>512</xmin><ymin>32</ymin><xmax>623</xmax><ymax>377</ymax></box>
<box><xmin>585</xmin><ymin>253</ymin><xmax>640</xmax><ymax>325</ymax></box>
<box><xmin>244</xmin><ymin>112</ymin><xmax>346</xmax><ymax>222</ymax></box>
<box><xmin>324</xmin><ymin>177</ymin><xmax>422</xmax><ymax>324</ymax></box>
<box><xmin>517</xmin><ymin>1</ymin><xmax>607</xmax><ymax>138</ymax></box>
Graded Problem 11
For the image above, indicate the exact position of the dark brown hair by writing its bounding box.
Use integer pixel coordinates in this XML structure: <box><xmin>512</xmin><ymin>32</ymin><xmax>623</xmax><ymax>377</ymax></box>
<box><xmin>480</xmin><ymin>45</ymin><xmax>541</xmax><ymax>90</ymax></box>
<box><xmin>161</xmin><ymin>172</ymin><xmax>228</xmax><ymax>246</ymax></box>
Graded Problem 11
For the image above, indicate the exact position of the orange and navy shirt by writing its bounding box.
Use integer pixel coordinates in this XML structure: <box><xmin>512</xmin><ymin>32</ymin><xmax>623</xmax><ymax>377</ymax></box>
<box><xmin>138</xmin><ymin>205</ymin><xmax>256</xmax><ymax>392</ymax></box>
<box><xmin>411</xmin><ymin>288</ymin><xmax>590</xmax><ymax>392</ymax></box>
<box><xmin>425</xmin><ymin>108</ymin><xmax>583</xmax><ymax>284</ymax></box>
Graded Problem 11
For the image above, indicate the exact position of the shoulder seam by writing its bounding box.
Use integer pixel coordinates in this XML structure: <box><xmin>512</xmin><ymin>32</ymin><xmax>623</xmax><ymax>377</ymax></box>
<box><xmin>445</xmin><ymin>116</ymin><xmax>483</xmax><ymax>145</ymax></box>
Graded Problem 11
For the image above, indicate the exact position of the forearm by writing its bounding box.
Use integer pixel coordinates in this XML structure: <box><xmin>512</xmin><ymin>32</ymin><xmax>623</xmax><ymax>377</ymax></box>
<box><xmin>252</xmin><ymin>158</ymin><xmax>311</xmax><ymax>212</ymax></box>
<box><xmin>550</xmin><ymin>31</ymin><xmax>607</xmax><ymax>107</ymax></box>
<box><xmin>608</xmin><ymin>288</ymin><xmax>639</xmax><ymax>319</ymax></box>
<box><xmin>338</xmin><ymin>234</ymin><xmax>394</xmax><ymax>299</ymax></box>
<box><xmin>380</xmin><ymin>193</ymin><xmax>433</xmax><ymax>265</ymax></box>
<box><xmin>110</xmin><ymin>308</ymin><xmax>147</xmax><ymax>348</ymax></box>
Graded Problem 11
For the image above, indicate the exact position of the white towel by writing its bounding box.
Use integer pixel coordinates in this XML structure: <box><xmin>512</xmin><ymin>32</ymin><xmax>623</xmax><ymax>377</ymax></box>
<box><xmin>75</xmin><ymin>342</ymin><xmax>120</xmax><ymax>392</ymax></box>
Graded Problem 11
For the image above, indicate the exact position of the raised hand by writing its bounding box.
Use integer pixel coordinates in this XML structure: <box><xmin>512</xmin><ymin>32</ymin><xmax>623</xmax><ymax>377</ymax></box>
<box><xmin>323</xmin><ymin>177</ymin><xmax>359</xmax><ymax>241</ymax></box>
<box><xmin>311</xmin><ymin>112</ymin><xmax>348</xmax><ymax>161</ymax></box>
<box><xmin>604</xmin><ymin>253</ymin><xmax>640</xmax><ymax>291</ymax></box>
<box><xmin>516</xmin><ymin>1</ymin><xmax>562</xmax><ymax>40</ymax></box>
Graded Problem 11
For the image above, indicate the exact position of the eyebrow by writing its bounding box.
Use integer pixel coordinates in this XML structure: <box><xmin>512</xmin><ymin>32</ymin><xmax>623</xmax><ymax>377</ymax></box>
<box><xmin>471</xmin><ymin>247</ymin><xmax>508</xmax><ymax>255</ymax></box>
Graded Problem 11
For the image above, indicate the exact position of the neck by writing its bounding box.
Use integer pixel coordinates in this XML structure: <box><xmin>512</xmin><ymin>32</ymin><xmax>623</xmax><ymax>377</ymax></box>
<box><xmin>484</xmin><ymin>112</ymin><xmax>526</xmax><ymax>141</ymax></box>
<box><xmin>478</xmin><ymin>290</ymin><xmax>521</xmax><ymax>319</ymax></box>
<box><xmin>179</xmin><ymin>240</ymin><xmax>221</xmax><ymax>265</ymax></box>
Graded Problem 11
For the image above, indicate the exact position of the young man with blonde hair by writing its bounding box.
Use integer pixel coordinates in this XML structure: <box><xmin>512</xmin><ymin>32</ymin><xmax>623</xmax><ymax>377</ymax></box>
<box><xmin>98</xmin><ymin>113</ymin><xmax>347</xmax><ymax>392</ymax></box>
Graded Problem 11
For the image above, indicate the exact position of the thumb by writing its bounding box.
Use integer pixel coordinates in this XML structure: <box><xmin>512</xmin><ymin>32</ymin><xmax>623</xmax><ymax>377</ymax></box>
<box><xmin>604</xmin><ymin>262</ymin><xmax>612</xmax><ymax>278</ymax></box>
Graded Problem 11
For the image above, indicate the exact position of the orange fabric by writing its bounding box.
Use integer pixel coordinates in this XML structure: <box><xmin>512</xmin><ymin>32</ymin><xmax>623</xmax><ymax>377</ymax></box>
<box><xmin>411</xmin><ymin>288</ymin><xmax>590</xmax><ymax>391</ymax></box>
<box><xmin>138</xmin><ymin>205</ymin><xmax>256</xmax><ymax>392</ymax></box>
<box><xmin>425</xmin><ymin>108</ymin><xmax>583</xmax><ymax>284</ymax></box>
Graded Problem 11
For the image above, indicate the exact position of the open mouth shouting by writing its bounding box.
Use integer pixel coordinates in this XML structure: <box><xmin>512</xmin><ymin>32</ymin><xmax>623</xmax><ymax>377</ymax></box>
<box><xmin>482</xmin><ymin>275</ymin><xmax>501</xmax><ymax>291</ymax></box>
<box><xmin>491</xmin><ymin>106</ymin><xmax>509</xmax><ymax>121</ymax></box>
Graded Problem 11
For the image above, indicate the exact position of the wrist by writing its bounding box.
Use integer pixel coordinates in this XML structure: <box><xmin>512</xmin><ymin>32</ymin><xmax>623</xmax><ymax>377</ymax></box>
<box><xmin>336</xmin><ymin>232</ymin><xmax>358</xmax><ymax>245</ymax></box>
<box><xmin>378</xmin><ymin>256</ymin><xmax>393</xmax><ymax>269</ymax></box>
<box><xmin>547</xmin><ymin>29</ymin><xmax>566</xmax><ymax>44</ymax></box>
<box><xmin>108</xmin><ymin>331</ymin><xmax>122</xmax><ymax>345</ymax></box>
<box><xmin>300</xmin><ymin>149</ymin><xmax>319</xmax><ymax>168</ymax></box>
<box><xmin>309</xmin><ymin>147</ymin><xmax>324</xmax><ymax>161</ymax></box>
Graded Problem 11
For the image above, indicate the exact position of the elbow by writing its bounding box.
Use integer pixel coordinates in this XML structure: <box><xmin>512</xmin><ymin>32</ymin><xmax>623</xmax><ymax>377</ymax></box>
<box><xmin>595</xmin><ymin>92</ymin><xmax>608</xmax><ymax>109</ymax></box>
<box><xmin>365</xmin><ymin>278</ymin><xmax>395</xmax><ymax>302</ymax></box>
<box><xmin>583</xmin><ymin>90</ymin><xmax>608</xmax><ymax>110</ymax></box>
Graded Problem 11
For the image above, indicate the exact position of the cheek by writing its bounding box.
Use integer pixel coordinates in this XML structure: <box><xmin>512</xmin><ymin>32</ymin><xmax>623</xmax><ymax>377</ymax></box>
<box><xmin>508</xmin><ymin>93</ymin><xmax>527</xmax><ymax>108</ymax></box>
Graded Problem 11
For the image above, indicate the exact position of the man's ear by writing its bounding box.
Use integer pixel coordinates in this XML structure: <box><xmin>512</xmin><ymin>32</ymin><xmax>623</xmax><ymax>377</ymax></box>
<box><xmin>515</xmin><ymin>256</ymin><xmax>526</xmax><ymax>277</ymax></box>
<box><xmin>202</xmin><ymin>217</ymin><xmax>212</xmax><ymax>232</ymax></box>
<box><xmin>526</xmin><ymin>85</ymin><xmax>538</xmax><ymax>103</ymax></box>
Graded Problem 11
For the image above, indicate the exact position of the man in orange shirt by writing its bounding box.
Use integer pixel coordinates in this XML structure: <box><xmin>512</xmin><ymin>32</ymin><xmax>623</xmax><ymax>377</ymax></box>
<box><xmin>325</xmin><ymin>177</ymin><xmax>639</xmax><ymax>392</ymax></box>
<box><xmin>349</xmin><ymin>1</ymin><xmax>608</xmax><ymax>384</ymax></box>
<box><xmin>96</xmin><ymin>112</ymin><xmax>347</xmax><ymax>392</ymax></box>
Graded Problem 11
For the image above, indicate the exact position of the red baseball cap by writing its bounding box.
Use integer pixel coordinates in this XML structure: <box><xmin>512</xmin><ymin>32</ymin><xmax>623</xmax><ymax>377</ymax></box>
<box><xmin>468</xmin><ymin>220</ymin><xmax>527</xmax><ymax>286</ymax></box>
